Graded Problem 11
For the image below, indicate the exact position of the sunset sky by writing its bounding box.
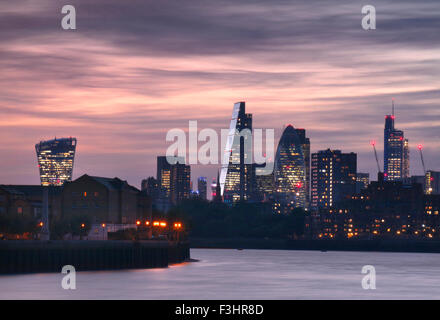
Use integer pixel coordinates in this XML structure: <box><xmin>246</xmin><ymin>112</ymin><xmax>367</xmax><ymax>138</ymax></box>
<box><xmin>1</xmin><ymin>0</ymin><xmax>439</xmax><ymax>191</ymax></box>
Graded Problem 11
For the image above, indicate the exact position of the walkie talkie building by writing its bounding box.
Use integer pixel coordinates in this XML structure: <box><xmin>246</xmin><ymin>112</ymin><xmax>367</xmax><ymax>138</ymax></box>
<box><xmin>35</xmin><ymin>137</ymin><xmax>77</xmax><ymax>186</ymax></box>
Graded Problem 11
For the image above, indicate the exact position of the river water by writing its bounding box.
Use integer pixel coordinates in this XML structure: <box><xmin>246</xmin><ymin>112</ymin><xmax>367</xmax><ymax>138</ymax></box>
<box><xmin>1</xmin><ymin>249</ymin><xmax>439</xmax><ymax>299</ymax></box>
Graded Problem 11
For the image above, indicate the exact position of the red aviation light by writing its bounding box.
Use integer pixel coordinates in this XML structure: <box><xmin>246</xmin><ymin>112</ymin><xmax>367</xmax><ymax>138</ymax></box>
<box><xmin>418</xmin><ymin>144</ymin><xmax>423</xmax><ymax>150</ymax></box>
<box><xmin>370</xmin><ymin>140</ymin><xmax>376</xmax><ymax>146</ymax></box>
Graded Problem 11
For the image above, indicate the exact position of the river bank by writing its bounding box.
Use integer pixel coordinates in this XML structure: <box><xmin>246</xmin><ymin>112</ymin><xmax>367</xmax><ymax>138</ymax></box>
<box><xmin>0</xmin><ymin>240</ymin><xmax>190</xmax><ymax>274</ymax></box>
<box><xmin>190</xmin><ymin>237</ymin><xmax>440</xmax><ymax>253</ymax></box>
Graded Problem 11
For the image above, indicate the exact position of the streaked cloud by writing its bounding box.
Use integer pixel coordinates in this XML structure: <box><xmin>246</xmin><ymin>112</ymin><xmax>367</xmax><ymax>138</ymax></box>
<box><xmin>0</xmin><ymin>0</ymin><xmax>439</xmax><ymax>188</ymax></box>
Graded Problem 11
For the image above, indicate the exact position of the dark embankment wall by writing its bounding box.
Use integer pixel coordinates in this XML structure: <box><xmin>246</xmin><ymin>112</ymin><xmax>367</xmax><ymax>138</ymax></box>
<box><xmin>190</xmin><ymin>237</ymin><xmax>440</xmax><ymax>253</ymax></box>
<box><xmin>0</xmin><ymin>240</ymin><xmax>190</xmax><ymax>274</ymax></box>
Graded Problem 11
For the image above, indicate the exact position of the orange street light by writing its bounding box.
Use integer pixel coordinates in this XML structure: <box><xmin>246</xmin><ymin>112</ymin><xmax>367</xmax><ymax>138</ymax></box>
<box><xmin>81</xmin><ymin>223</ymin><xmax>85</xmax><ymax>228</ymax></box>
<box><xmin>160</xmin><ymin>222</ymin><xmax>167</xmax><ymax>227</ymax></box>
<box><xmin>153</xmin><ymin>221</ymin><xmax>160</xmax><ymax>226</ymax></box>
<box><xmin>136</xmin><ymin>220</ymin><xmax>141</xmax><ymax>226</ymax></box>
<box><xmin>102</xmin><ymin>223</ymin><xmax>106</xmax><ymax>228</ymax></box>
<box><xmin>38</xmin><ymin>222</ymin><xmax>44</xmax><ymax>227</ymax></box>
<box><xmin>145</xmin><ymin>221</ymin><xmax>150</xmax><ymax>226</ymax></box>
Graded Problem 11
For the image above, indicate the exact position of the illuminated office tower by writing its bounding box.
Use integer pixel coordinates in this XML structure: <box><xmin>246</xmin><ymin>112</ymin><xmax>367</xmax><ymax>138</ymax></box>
<box><xmin>157</xmin><ymin>156</ymin><xmax>189</xmax><ymax>204</ymax></box>
<box><xmin>220</xmin><ymin>102</ymin><xmax>253</xmax><ymax>203</ymax></box>
<box><xmin>295</xmin><ymin>128</ymin><xmax>311</xmax><ymax>207</ymax></box>
<box><xmin>35</xmin><ymin>137</ymin><xmax>77</xmax><ymax>186</ymax></box>
<box><xmin>273</xmin><ymin>125</ymin><xmax>307</xmax><ymax>213</ymax></box>
<box><xmin>170</xmin><ymin>162</ymin><xmax>191</xmax><ymax>204</ymax></box>
<box><xmin>197</xmin><ymin>177</ymin><xmax>207</xmax><ymax>200</ymax></box>
<box><xmin>311</xmin><ymin>149</ymin><xmax>357</xmax><ymax>209</ymax></box>
<box><xmin>384</xmin><ymin>106</ymin><xmax>409</xmax><ymax>181</ymax></box>
<box><xmin>157</xmin><ymin>156</ymin><xmax>172</xmax><ymax>198</ymax></box>
<box><xmin>253</xmin><ymin>163</ymin><xmax>274</xmax><ymax>202</ymax></box>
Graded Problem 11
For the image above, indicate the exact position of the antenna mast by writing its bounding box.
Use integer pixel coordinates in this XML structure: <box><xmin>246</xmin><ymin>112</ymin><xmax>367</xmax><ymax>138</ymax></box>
<box><xmin>392</xmin><ymin>98</ymin><xmax>395</xmax><ymax>116</ymax></box>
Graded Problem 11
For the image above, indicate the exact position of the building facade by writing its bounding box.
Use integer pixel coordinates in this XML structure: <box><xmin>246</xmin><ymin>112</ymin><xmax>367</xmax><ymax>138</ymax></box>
<box><xmin>253</xmin><ymin>163</ymin><xmax>274</xmax><ymax>202</ymax></box>
<box><xmin>62</xmin><ymin>175</ymin><xmax>151</xmax><ymax>224</ymax></box>
<box><xmin>426</xmin><ymin>171</ymin><xmax>440</xmax><ymax>195</ymax></box>
<box><xmin>311</xmin><ymin>149</ymin><xmax>357</xmax><ymax>209</ymax></box>
<box><xmin>35</xmin><ymin>137</ymin><xmax>77</xmax><ymax>186</ymax></box>
<box><xmin>356</xmin><ymin>172</ymin><xmax>370</xmax><ymax>193</ymax></box>
<box><xmin>0</xmin><ymin>185</ymin><xmax>62</xmax><ymax>219</ymax></box>
<box><xmin>156</xmin><ymin>156</ymin><xmax>190</xmax><ymax>206</ymax></box>
<box><xmin>170</xmin><ymin>162</ymin><xmax>191</xmax><ymax>204</ymax></box>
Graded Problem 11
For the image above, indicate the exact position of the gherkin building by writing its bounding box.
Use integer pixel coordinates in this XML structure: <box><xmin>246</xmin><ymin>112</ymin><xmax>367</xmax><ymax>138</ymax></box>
<box><xmin>273</xmin><ymin>125</ymin><xmax>306</xmax><ymax>213</ymax></box>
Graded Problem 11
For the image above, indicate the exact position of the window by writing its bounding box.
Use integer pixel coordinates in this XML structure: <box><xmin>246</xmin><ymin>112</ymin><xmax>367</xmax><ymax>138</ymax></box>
<box><xmin>94</xmin><ymin>192</ymin><xmax>99</xmax><ymax>197</ymax></box>
<box><xmin>17</xmin><ymin>207</ymin><xmax>23</xmax><ymax>214</ymax></box>
<box><xmin>83</xmin><ymin>192</ymin><xmax>87</xmax><ymax>197</ymax></box>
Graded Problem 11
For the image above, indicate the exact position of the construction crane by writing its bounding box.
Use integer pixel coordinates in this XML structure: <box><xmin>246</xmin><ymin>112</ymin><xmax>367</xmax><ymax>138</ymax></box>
<box><xmin>370</xmin><ymin>140</ymin><xmax>381</xmax><ymax>173</ymax></box>
<box><xmin>417</xmin><ymin>144</ymin><xmax>426</xmax><ymax>174</ymax></box>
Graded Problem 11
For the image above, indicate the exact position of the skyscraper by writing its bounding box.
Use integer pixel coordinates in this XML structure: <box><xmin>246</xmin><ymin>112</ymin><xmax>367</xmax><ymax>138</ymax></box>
<box><xmin>384</xmin><ymin>104</ymin><xmax>409</xmax><ymax>181</ymax></box>
<box><xmin>220</xmin><ymin>102</ymin><xmax>253</xmax><ymax>203</ymax></box>
<box><xmin>273</xmin><ymin>125</ymin><xmax>307</xmax><ymax>213</ymax></box>
<box><xmin>197</xmin><ymin>177</ymin><xmax>207</xmax><ymax>200</ymax></box>
<box><xmin>253</xmin><ymin>163</ymin><xmax>274</xmax><ymax>202</ymax></box>
<box><xmin>170</xmin><ymin>162</ymin><xmax>191</xmax><ymax>204</ymax></box>
<box><xmin>35</xmin><ymin>137</ymin><xmax>77</xmax><ymax>186</ymax></box>
<box><xmin>311</xmin><ymin>149</ymin><xmax>357</xmax><ymax>209</ymax></box>
<box><xmin>157</xmin><ymin>156</ymin><xmax>172</xmax><ymax>198</ymax></box>
<box><xmin>295</xmin><ymin>128</ymin><xmax>311</xmax><ymax>207</ymax></box>
<box><xmin>157</xmin><ymin>156</ymin><xmax>190</xmax><ymax>205</ymax></box>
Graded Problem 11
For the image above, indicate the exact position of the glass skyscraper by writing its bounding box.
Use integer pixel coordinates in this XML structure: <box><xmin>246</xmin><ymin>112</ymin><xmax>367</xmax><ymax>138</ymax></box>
<box><xmin>384</xmin><ymin>113</ymin><xmax>409</xmax><ymax>181</ymax></box>
<box><xmin>220</xmin><ymin>102</ymin><xmax>253</xmax><ymax>203</ymax></box>
<box><xmin>35</xmin><ymin>137</ymin><xmax>77</xmax><ymax>186</ymax></box>
<box><xmin>273</xmin><ymin>125</ymin><xmax>307</xmax><ymax>213</ymax></box>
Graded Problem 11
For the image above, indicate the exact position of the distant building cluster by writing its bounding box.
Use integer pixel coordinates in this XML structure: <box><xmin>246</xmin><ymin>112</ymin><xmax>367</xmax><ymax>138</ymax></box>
<box><xmin>1</xmin><ymin>100</ymin><xmax>439</xmax><ymax>241</ymax></box>
<box><xmin>137</xmin><ymin>101</ymin><xmax>440</xmax><ymax>240</ymax></box>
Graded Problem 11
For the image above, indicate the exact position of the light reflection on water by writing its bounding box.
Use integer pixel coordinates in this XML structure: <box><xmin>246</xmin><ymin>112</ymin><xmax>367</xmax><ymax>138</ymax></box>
<box><xmin>1</xmin><ymin>248</ymin><xmax>439</xmax><ymax>299</ymax></box>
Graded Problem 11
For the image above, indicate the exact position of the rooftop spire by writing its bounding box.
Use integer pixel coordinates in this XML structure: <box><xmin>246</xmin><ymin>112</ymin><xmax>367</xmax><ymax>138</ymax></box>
<box><xmin>392</xmin><ymin>98</ymin><xmax>395</xmax><ymax>117</ymax></box>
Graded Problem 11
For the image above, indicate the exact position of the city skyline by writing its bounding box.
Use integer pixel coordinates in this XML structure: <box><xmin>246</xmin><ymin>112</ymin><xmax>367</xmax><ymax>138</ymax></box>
<box><xmin>1</xmin><ymin>0</ymin><xmax>440</xmax><ymax>190</ymax></box>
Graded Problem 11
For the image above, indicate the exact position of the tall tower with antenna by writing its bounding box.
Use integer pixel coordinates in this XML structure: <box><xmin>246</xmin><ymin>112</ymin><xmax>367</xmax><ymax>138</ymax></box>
<box><xmin>383</xmin><ymin>99</ymin><xmax>409</xmax><ymax>181</ymax></box>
